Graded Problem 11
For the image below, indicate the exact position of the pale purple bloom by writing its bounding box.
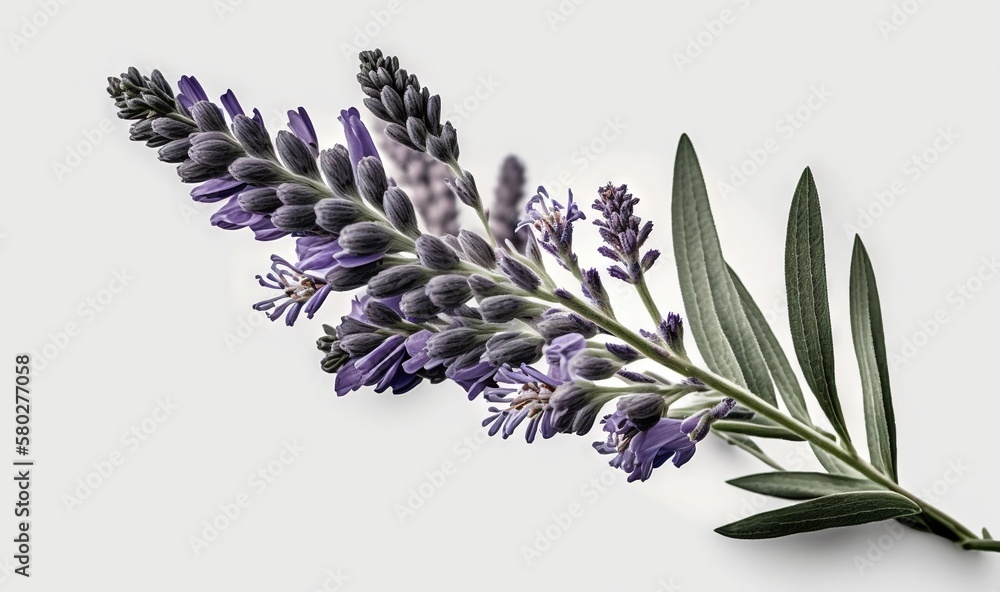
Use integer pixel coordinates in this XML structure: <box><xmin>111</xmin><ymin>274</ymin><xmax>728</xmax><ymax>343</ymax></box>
<box><xmin>517</xmin><ymin>186</ymin><xmax>586</xmax><ymax>270</ymax></box>
<box><xmin>253</xmin><ymin>255</ymin><xmax>332</xmax><ymax>325</ymax></box>
<box><xmin>176</xmin><ymin>75</ymin><xmax>209</xmax><ymax>115</ymax></box>
<box><xmin>339</xmin><ymin>107</ymin><xmax>380</xmax><ymax>173</ymax></box>
<box><xmin>288</xmin><ymin>107</ymin><xmax>319</xmax><ymax>157</ymax></box>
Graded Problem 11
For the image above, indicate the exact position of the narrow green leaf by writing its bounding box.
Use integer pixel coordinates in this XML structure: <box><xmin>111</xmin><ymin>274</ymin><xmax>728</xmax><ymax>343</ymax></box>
<box><xmin>960</xmin><ymin>539</ymin><xmax>1000</xmax><ymax>552</ymax></box>
<box><xmin>671</xmin><ymin>135</ymin><xmax>776</xmax><ymax>406</ymax></box>
<box><xmin>727</xmin><ymin>472</ymin><xmax>878</xmax><ymax>500</ymax></box>
<box><xmin>712</xmin><ymin>418</ymin><xmax>805</xmax><ymax>441</ymax></box>
<box><xmin>850</xmin><ymin>236</ymin><xmax>897</xmax><ymax>481</ymax></box>
<box><xmin>729</xmin><ymin>265</ymin><xmax>855</xmax><ymax>475</ymax></box>
<box><xmin>715</xmin><ymin>491</ymin><xmax>920</xmax><ymax>540</ymax></box>
<box><xmin>784</xmin><ymin>168</ymin><xmax>850</xmax><ymax>444</ymax></box>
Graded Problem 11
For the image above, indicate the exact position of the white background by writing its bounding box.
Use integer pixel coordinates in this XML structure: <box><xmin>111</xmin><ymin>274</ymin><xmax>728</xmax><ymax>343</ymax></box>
<box><xmin>1</xmin><ymin>0</ymin><xmax>999</xmax><ymax>590</ymax></box>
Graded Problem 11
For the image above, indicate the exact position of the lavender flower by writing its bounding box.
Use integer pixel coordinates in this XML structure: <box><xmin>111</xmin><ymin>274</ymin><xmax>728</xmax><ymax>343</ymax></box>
<box><xmin>518</xmin><ymin>186</ymin><xmax>586</xmax><ymax>272</ymax></box>
<box><xmin>594</xmin><ymin>397</ymin><xmax>735</xmax><ymax>482</ymax></box>
<box><xmin>253</xmin><ymin>256</ymin><xmax>333</xmax><ymax>326</ymax></box>
<box><xmin>592</xmin><ymin>183</ymin><xmax>659</xmax><ymax>284</ymax></box>
<box><xmin>482</xmin><ymin>364</ymin><xmax>563</xmax><ymax>443</ymax></box>
<box><xmin>339</xmin><ymin>107</ymin><xmax>380</xmax><ymax>171</ymax></box>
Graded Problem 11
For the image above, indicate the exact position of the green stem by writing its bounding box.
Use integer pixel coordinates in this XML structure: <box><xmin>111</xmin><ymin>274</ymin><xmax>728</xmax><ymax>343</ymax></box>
<box><xmin>536</xmin><ymin>288</ymin><xmax>983</xmax><ymax>546</ymax></box>
<box><xmin>634</xmin><ymin>275</ymin><xmax>663</xmax><ymax>325</ymax></box>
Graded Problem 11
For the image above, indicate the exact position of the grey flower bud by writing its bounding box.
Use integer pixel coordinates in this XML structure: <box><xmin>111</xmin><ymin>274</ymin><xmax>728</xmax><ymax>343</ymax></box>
<box><xmin>384</xmin><ymin>123</ymin><xmax>418</xmax><ymax>151</ymax></box>
<box><xmin>497</xmin><ymin>251</ymin><xmax>540</xmax><ymax>292</ymax></box>
<box><xmin>524</xmin><ymin>233</ymin><xmax>544</xmax><ymax>267</ymax></box>
<box><xmin>277</xmin><ymin>182</ymin><xmax>325</xmax><ymax>206</ymax></box>
<box><xmin>229</xmin><ymin>157</ymin><xmax>293</xmax><ymax>185</ymax></box>
<box><xmin>427</xmin><ymin>328</ymin><xmax>489</xmax><ymax>360</ymax></box>
<box><xmin>231</xmin><ymin>115</ymin><xmax>275</xmax><ymax>159</ymax></box>
<box><xmin>425</xmin><ymin>275</ymin><xmax>472</xmax><ymax>310</ymax></box>
<box><xmin>406</xmin><ymin>118</ymin><xmax>428</xmax><ymax>150</ymax></box>
<box><xmin>452</xmin><ymin>171</ymin><xmax>480</xmax><ymax>209</ymax></box>
<box><xmin>458</xmin><ymin>229</ymin><xmax>496</xmax><ymax>269</ymax></box>
<box><xmin>339</xmin><ymin>221</ymin><xmax>400</xmax><ymax>256</ymax></box>
<box><xmin>340</xmin><ymin>332</ymin><xmax>386</xmax><ymax>357</ymax></box>
<box><xmin>177</xmin><ymin>159</ymin><xmax>222</xmax><ymax>183</ymax></box>
<box><xmin>188</xmin><ymin>132</ymin><xmax>243</xmax><ymax>168</ymax></box>
<box><xmin>537</xmin><ymin>311</ymin><xmax>599</xmax><ymax>340</ymax></box>
<box><xmin>190</xmin><ymin>101</ymin><xmax>227</xmax><ymax>132</ymax></box>
<box><xmin>605</xmin><ymin>343</ymin><xmax>641</xmax><ymax>362</ymax></box>
<box><xmin>425</xmin><ymin>95</ymin><xmax>442</xmax><ymax>133</ymax></box>
<box><xmin>380</xmin><ymin>87</ymin><xmax>406</xmax><ymax>121</ymax></box>
<box><xmin>320</xmin><ymin>146</ymin><xmax>355</xmax><ymax>199</ymax></box>
<box><xmin>549</xmin><ymin>383</ymin><xmax>607</xmax><ymax>435</ymax></box>
<box><xmin>485</xmin><ymin>332</ymin><xmax>544</xmax><ymax>367</ymax></box>
<box><xmin>403</xmin><ymin>87</ymin><xmax>424</xmax><ymax>119</ymax></box>
<box><xmin>383</xmin><ymin>187</ymin><xmax>419</xmax><ymax>237</ymax></box>
<box><xmin>617</xmin><ymin>394</ymin><xmax>665</xmax><ymax>431</ymax></box>
<box><xmin>400</xmin><ymin>288</ymin><xmax>442</xmax><ymax>321</ymax></box>
<box><xmin>427</xmin><ymin>122</ymin><xmax>459</xmax><ymax>163</ymax></box>
<box><xmin>157</xmin><ymin>138</ymin><xmax>192</xmax><ymax>163</ymax></box>
<box><xmin>128</xmin><ymin>119</ymin><xmax>155</xmax><ymax>142</ymax></box>
<box><xmin>363</xmin><ymin>299</ymin><xmax>403</xmax><ymax>328</ymax></box>
<box><xmin>271</xmin><ymin>205</ymin><xmax>316</xmax><ymax>232</ymax></box>
<box><xmin>151</xmin><ymin>117</ymin><xmax>196</xmax><ymax>140</ymax></box>
<box><xmin>658</xmin><ymin>312</ymin><xmax>685</xmax><ymax>355</ymax></box>
<box><xmin>415</xmin><ymin>235</ymin><xmax>460</xmax><ymax>271</ymax></box>
<box><xmin>357</xmin><ymin>156</ymin><xmax>388</xmax><ymax>209</ymax></box>
<box><xmin>467</xmin><ymin>274</ymin><xmax>504</xmax><ymax>298</ymax></box>
<box><xmin>478</xmin><ymin>295</ymin><xmax>547</xmax><ymax>323</ymax></box>
<box><xmin>581</xmin><ymin>268</ymin><xmax>611</xmax><ymax>313</ymax></box>
<box><xmin>276</xmin><ymin>130</ymin><xmax>319</xmax><ymax>179</ymax></box>
<box><xmin>237</xmin><ymin>187</ymin><xmax>282</xmax><ymax>214</ymax></box>
<box><xmin>367</xmin><ymin>264</ymin><xmax>432</xmax><ymax>298</ymax></box>
<box><xmin>314</xmin><ymin>198</ymin><xmax>368</xmax><ymax>236</ymax></box>
<box><xmin>569</xmin><ymin>351</ymin><xmax>621</xmax><ymax>381</ymax></box>
<box><xmin>325</xmin><ymin>261</ymin><xmax>382</xmax><ymax>291</ymax></box>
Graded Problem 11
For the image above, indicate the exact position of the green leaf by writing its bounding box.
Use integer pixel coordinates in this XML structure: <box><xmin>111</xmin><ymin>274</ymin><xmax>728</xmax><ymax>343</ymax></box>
<box><xmin>960</xmin><ymin>539</ymin><xmax>1000</xmax><ymax>552</ymax></box>
<box><xmin>727</xmin><ymin>472</ymin><xmax>878</xmax><ymax>500</ymax></box>
<box><xmin>671</xmin><ymin>135</ymin><xmax>776</xmax><ymax>406</ymax></box>
<box><xmin>712</xmin><ymin>417</ymin><xmax>805</xmax><ymax>441</ymax></box>
<box><xmin>850</xmin><ymin>236</ymin><xmax>897</xmax><ymax>481</ymax></box>
<box><xmin>729</xmin><ymin>266</ymin><xmax>853</xmax><ymax>475</ymax></box>
<box><xmin>784</xmin><ymin>168</ymin><xmax>851</xmax><ymax>444</ymax></box>
<box><xmin>715</xmin><ymin>491</ymin><xmax>920</xmax><ymax>540</ymax></box>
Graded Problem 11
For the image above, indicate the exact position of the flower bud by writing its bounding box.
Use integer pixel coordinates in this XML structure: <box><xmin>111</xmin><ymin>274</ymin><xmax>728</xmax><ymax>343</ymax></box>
<box><xmin>497</xmin><ymin>251</ymin><xmax>540</xmax><ymax>292</ymax></box>
<box><xmin>277</xmin><ymin>182</ymin><xmax>325</xmax><ymax>205</ymax></box>
<box><xmin>478</xmin><ymin>295</ymin><xmax>547</xmax><ymax>323</ymax></box>
<box><xmin>427</xmin><ymin>328</ymin><xmax>489</xmax><ymax>359</ymax></box>
<box><xmin>356</xmin><ymin>156</ymin><xmax>388</xmax><ymax>209</ymax></box>
<box><xmin>339</xmin><ymin>221</ymin><xmax>398</xmax><ymax>256</ymax></box>
<box><xmin>276</xmin><ymin>130</ymin><xmax>319</xmax><ymax>178</ymax></box>
<box><xmin>315</xmin><ymin>198</ymin><xmax>368</xmax><ymax>236</ymax></box>
<box><xmin>190</xmin><ymin>101</ymin><xmax>227</xmax><ymax>132</ymax></box>
<box><xmin>400</xmin><ymin>288</ymin><xmax>442</xmax><ymax>321</ymax></box>
<box><xmin>452</xmin><ymin>170</ymin><xmax>480</xmax><ymax>209</ymax></box>
<box><xmin>229</xmin><ymin>157</ymin><xmax>293</xmax><ymax>185</ymax></box>
<box><xmin>320</xmin><ymin>145</ymin><xmax>355</xmax><ymax>199</ymax></box>
<box><xmin>485</xmin><ymin>332</ymin><xmax>544</xmax><ymax>367</ymax></box>
<box><xmin>232</xmin><ymin>114</ymin><xmax>275</xmax><ymax>159</ymax></box>
<box><xmin>537</xmin><ymin>311</ymin><xmax>599</xmax><ymax>340</ymax></box>
<box><xmin>367</xmin><ymin>265</ymin><xmax>433</xmax><ymax>298</ymax></box>
<box><xmin>605</xmin><ymin>343</ymin><xmax>641</xmax><ymax>362</ymax></box>
<box><xmin>157</xmin><ymin>138</ymin><xmax>192</xmax><ymax>163</ymax></box>
<box><xmin>363</xmin><ymin>299</ymin><xmax>403</xmax><ymax>328</ymax></box>
<box><xmin>458</xmin><ymin>229</ymin><xmax>496</xmax><ymax>269</ymax></box>
<box><xmin>569</xmin><ymin>351</ymin><xmax>622</xmax><ymax>381</ymax></box>
<box><xmin>383</xmin><ymin>187</ymin><xmax>419</xmax><ymax>238</ymax></box>
<box><xmin>467</xmin><ymin>274</ymin><xmax>505</xmax><ymax>298</ymax></box>
<box><xmin>415</xmin><ymin>235</ymin><xmax>460</xmax><ymax>271</ymax></box>
<box><xmin>617</xmin><ymin>394</ymin><xmax>665</xmax><ymax>431</ymax></box>
<box><xmin>425</xmin><ymin>275</ymin><xmax>472</xmax><ymax>310</ymax></box>
<box><xmin>238</xmin><ymin>187</ymin><xmax>282</xmax><ymax>214</ymax></box>
<box><xmin>271</xmin><ymin>205</ymin><xmax>317</xmax><ymax>232</ymax></box>
<box><xmin>325</xmin><ymin>261</ymin><xmax>382</xmax><ymax>291</ymax></box>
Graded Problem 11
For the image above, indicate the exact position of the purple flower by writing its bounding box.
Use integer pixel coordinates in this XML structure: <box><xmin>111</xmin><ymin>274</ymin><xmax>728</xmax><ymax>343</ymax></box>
<box><xmin>339</xmin><ymin>107</ymin><xmax>380</xmax><ymax>173</ymax></box>
<box><xmin>331</xmin><ymin>296</ymin><xmax>426</xmax><ymax>396</ymax></box>
<box><xmin>288</xmin><ymin>107</ymin><xmax>319</xmax><ymax>157</ymax></box>
<box><xmin>543</xmin><ymin>333</ymin><xmax>586</xmax><ymax>381</ymax></box>
<box><xmin>253</xmin><ymin>255</ymin><xmax>332</xmax><ymax>325</ymax></box>
<box><xmin>594</xmin><ymin>397</ymin><xmax>735</xmax><ymax>482</ymax></box>
<box><xmin>220</xmin><ymin>89</ymin><xmax>265</xmax><ymax>127</ymax></box>
<box><xmin>517</xmin><ymin>186</ymin><xmax>585</xmax><ymax>270</ymax></box>
<box><xmin>592</xmin><ymin>183</ymin><xmax>659</xmax><ymax>284</ymax></box>
<box><xmin>482</xmin><ymin>363</ymin><xmax>564</xmax><ymax>442</ymax></box>
<box><xmin>176</xmin><ymin>75</ymin><xmax>209</xmax><ymax>115</ymax></box>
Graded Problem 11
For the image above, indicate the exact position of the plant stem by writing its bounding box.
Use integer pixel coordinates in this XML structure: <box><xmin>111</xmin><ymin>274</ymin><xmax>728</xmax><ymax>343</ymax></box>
<box><xmin>634</xmin><ymin>275</ymin><xmax>663</xmax><ymax>325</ymax></box>
<box><xmin>537</xmin><ymin>288</ymin><xmax>985</xmax><ymax>547</ymax></box>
